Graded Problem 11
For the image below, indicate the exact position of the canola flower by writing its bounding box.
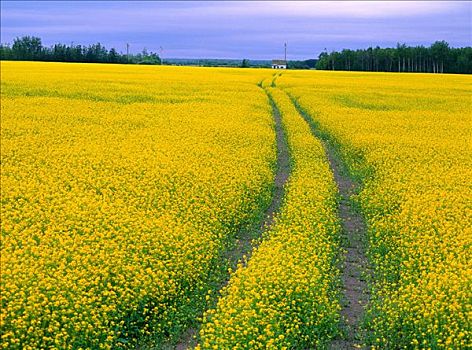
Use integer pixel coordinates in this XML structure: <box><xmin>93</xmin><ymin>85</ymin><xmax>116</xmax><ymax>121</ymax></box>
<box><xmin>197</xmin><ymin>88</ymin><xmax>341</xmax><ymax>349</ymax></box>
<box><xmin>279</xmin><ymin>71</ymin><xmax>472</xmax><ymax>349</ymax></box>
<box><xmin>1</xmin><ymin>62</ymin><xmax>276</xmax><ymax>349</ymax></box>
<box><xmin>3</xmin><ymin>61</ymin><xmax>470</xmax><ymax>349</ymax></box>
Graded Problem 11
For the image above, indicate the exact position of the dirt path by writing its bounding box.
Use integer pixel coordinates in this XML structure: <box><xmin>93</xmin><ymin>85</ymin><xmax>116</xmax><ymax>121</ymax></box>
<box><xmin>173</xmin><ymin>87</ymin><xmax>291</xmax><ymax>350</ymax></box>
<box><xmin>285</xmin><ymin>92</ymin><xmax>370</xmax><ymax>349</ymax></box>
<box><xmin>222</xmin><ymin>87</ymin><xmax>291</xmax><ymax>269</ymax></box>
<box><xmin>259</xmin><ymin>89</ymin><xmax>291</xmax><ymax>231</ymax></box>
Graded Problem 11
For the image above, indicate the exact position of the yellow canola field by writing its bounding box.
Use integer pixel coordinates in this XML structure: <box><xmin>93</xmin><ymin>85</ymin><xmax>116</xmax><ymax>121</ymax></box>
<box><xmin>1</xmin><ymin>62</ymin><xmax>275</xmax><ymax>349</ymax></box>
<box><xmin>197</xmin><ymin>88</ymin><xmax>341</xmax><ymax>349</ymax></box>
<box><xmin>279</xmin><ymin>71</ymin><xmax>472</xmax><ymax>349</ymax></box>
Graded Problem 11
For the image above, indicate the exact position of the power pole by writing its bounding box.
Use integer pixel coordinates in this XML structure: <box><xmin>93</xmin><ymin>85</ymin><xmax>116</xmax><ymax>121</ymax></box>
<box><xmin>284</xmin><ymin>42</ymin><xmax>287</xmax><ymax>62</ymax></box>
<box><xmin>126</xmin><ymin>43</ymin><xmax>129</xmax><ymax>63</ymax></box>
<box><xmin>159</xmin><ymin>46</ymin><xmax>164</xmax><ymax>65</ymax></box>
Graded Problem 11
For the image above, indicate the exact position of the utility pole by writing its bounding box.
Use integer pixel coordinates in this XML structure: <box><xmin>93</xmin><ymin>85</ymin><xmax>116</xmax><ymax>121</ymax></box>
<box><xmin>159</xmin><ymin>46</ymin><xmax>164</xmax><ymax>65</ymax></box>
<box><xmin>126</xmin><ymin>43</ymin><xmax>129</xmax><ymax>63</ymax></box>
<box><xmin>284</xmin><ymin>42</ymin><xmax>287</xmax><ymax>62</ymax></box>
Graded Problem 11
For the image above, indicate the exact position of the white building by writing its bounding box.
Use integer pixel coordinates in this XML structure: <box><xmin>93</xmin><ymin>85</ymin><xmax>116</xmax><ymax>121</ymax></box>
<box><xmin>272</xmin><ymin>60</ymin><xmax>287</xmax><ymax>69</ymax></box>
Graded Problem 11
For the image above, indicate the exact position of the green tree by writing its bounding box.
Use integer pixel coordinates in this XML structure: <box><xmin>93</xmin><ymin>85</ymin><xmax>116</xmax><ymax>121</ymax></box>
<box><xmin>431</xmin><ymin>40</ymin><xmax>449</xmax><ymax>73</ymax></box>
<box><xmin>12</xmin><ymin>36</ymin><xmax>43</xmax><ymax>60</ymax></box>
<box><xmin>241</xmin><ymin>59</ymin><xmax>250</xmax><ymax>68</ymax></box>
<box><xmin>108</xmin><ymin>48</ymin><xmax>119</xmax><ymax>63</ymax></box>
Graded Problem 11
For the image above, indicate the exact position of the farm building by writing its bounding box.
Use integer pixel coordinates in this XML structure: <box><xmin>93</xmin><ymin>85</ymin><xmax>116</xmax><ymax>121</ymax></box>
<box><xmin>272</xmin><ymin>60</ymin><xmax>287</xmax><ymax>69</ymax></box>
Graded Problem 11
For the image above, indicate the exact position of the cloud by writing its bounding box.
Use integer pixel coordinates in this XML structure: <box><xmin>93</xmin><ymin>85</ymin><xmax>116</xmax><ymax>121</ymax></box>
<box><xmin>0</xmin><ymin>1</ymin><xmax>469</xmax><ymax>59</ymax></box>
<box><xmin>1</xmin><ymin>1</ymin><xmax>463</xmax><ymax>28</ymax></box>
<box><xmin>197</xmin><ymin>1</ymin><xmax>459</xmax><ymax>19</ymax></box>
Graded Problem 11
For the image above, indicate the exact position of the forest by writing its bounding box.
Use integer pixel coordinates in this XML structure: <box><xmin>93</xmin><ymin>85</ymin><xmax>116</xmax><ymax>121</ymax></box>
<box><xmin>0</xmin><ymin>36</ymin><xmax>161</xmax><ymax>65</ymax></box>
<box><xmin>315</xmin><ymin>41</ymin><xmax>471</xmax><ymax>74</ymax></box>
<box><xmin>2</xmin><ymin>37</ymin><xmax>470</xmax><ymax>74</ymax></box>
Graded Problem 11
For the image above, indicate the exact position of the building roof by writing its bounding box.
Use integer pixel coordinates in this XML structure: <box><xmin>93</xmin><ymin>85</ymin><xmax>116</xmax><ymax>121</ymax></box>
<box><xmin>272</xmin><ymin>60</ymin><xmax>287</xmax><ymax>65</ymax></box>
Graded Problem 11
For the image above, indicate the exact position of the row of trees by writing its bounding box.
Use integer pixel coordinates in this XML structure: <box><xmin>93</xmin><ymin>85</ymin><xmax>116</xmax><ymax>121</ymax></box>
<box><xmin>0</xmin><ymin>36</ymin><xmax>161</xmax><ymax>65</ymax></box>
<box><xmin>316</xmin><ymin>41</ymin><xmax>471</xmax><ymax>74</ymax></box>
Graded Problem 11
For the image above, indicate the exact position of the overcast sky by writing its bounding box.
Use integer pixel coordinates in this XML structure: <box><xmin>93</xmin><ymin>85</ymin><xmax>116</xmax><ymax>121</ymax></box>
<box><xmin>1</xmin><ymin>1</ymin><xmax>470</xmax><ymax>60</ymax></box>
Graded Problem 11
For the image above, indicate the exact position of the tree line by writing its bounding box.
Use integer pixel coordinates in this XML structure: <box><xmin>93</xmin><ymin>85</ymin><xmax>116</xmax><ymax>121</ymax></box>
<box><xmin>0</xmin><ymin>36</ymin><xmax>161</xmax><ymax>65</ymax></box>
<box><xmin>316</xmin><ymin>41</ymin><xmax>471</xmax><ymax>74</ymax></box>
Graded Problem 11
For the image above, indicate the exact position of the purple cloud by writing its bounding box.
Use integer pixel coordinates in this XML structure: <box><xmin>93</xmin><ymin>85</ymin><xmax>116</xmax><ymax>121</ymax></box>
<box><xmin>1</xmin><ymin>1</ymin><xmax>470</xmax><ymax>59</ymax></box>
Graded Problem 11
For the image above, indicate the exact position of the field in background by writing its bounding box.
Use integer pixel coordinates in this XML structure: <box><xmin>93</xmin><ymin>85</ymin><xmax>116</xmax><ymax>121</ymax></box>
<box><xmin>1</xmin><ymin>61</ymin><xmax>470</xmax><ymax>349</ymax></box>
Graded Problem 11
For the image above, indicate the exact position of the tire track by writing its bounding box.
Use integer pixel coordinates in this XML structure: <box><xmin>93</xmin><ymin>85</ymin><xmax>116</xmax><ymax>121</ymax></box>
<box><xmin>173</xmin><ymin>84</ymin><xmax>291</xmax><ymax>350</ymax></box>
<box><xmin>284</xmin><ymin>91</ymin><xmax>370</xmax><ymax>350</ymax></box>
<box><xmin>258</xmin><ymin>87</ymin><xmax>291</xmax><ymax>232</ymax></box>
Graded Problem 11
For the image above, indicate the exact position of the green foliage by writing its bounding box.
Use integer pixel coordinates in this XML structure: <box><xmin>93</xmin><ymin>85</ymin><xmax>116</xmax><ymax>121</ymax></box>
<box><xmin>316</xmin><ymin>41</ymin><xmax>471</xmax><ymax>74</ymax></box>
<box><xmin>0</xmin><ymin>36</ymin><xmax>161</xmax><ymax>65</ymax></box>
<box><xmin>287</xmin><ymin>59</ymin><xmax>317</xmax><ymax>69</ymax></box>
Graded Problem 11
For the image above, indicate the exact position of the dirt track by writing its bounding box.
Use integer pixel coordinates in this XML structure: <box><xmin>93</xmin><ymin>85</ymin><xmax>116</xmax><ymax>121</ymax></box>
<box><xmin>174</xmin><ymin>85</ymin><xmax>291</xmax><ymax>350</ymax></box>
<box><xmin>285</xmin><ymin>91</ymin><xmax>370</xmax><ymax>350</ymax></box>
<box><xmin>176</xmin><ymin>82</ymin><xmax>370</xmax><ymax>350</ymax></box>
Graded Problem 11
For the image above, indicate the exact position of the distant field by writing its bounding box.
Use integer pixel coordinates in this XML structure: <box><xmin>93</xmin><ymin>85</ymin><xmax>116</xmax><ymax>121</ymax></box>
<box><xmin>1</xmin><ymin>61</ymin><xmax>470</xmax><ymax>349</ymax></box>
